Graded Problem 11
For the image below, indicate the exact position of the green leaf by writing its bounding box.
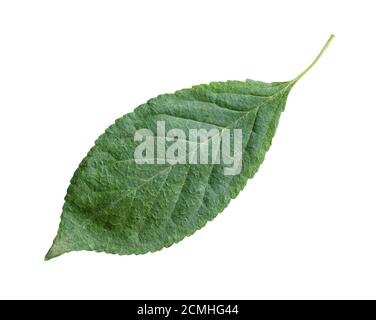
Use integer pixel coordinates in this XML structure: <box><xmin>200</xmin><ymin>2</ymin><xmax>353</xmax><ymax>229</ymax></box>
<box><xmin>46</xmin><ymin>35</ymin><xmax>334</xmax><ymax>260</ymax></box>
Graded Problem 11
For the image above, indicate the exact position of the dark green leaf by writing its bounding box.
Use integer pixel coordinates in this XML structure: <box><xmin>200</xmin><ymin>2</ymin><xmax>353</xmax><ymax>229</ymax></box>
<box><xmin>46</xmin><ymin>35</ymin><xmax>334</xmax><ymax>260</ymax></box>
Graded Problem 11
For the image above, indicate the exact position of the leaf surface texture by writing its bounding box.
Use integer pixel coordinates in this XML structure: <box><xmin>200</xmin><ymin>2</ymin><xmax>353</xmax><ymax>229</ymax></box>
<box><xmin>46</xmin><ymin>36</ymin><xmax>334</xmax><ymax>260</ymax></box>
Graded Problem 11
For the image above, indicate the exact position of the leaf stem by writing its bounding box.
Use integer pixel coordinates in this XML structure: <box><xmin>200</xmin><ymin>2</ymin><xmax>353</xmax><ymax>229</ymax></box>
<box><xmin>291</xmin><ymin>34</ymin><xmax>335</xmax><ymax>84</ymax></box>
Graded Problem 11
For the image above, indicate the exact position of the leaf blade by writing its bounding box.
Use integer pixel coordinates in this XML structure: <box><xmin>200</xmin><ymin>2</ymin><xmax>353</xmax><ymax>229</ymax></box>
<box><xmin>46</xmin><ymin>36</ymin><xmax>333</xmax><ymax>260</ymax></box>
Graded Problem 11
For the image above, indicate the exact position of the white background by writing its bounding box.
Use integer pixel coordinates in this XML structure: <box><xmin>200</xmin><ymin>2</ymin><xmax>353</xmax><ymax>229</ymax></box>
<box><xmin>0</xmin><ymin>0</ymin><xmax>375</xmax><ymax>300</ymax></box>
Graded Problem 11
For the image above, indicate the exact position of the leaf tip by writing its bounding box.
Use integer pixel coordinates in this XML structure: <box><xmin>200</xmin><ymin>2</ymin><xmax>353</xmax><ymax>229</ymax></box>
<box><xmin>44</xmin><ymin>249</ymin><xmax>54</xmax><ymax>261</ymax></box>
<box><xmin>44</xmin><ymin>244</ymin><xmax>61</xmax><ymax>261</ymax></box>
<box><xmin>44</xmin><ymin>234</ymin><xmax>70</xmax><ymax>261</ymax></box>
